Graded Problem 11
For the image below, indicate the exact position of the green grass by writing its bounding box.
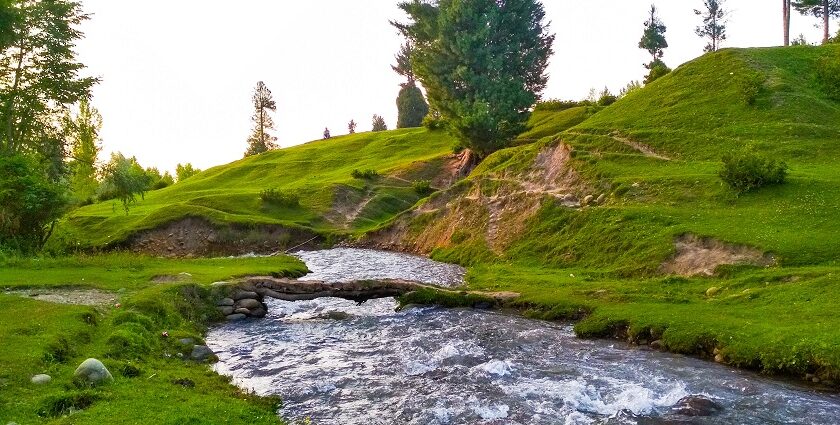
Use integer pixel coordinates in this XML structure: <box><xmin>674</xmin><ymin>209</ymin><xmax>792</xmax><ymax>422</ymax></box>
<box><xmin>0</xmin><ymin>255</ymin><xmax>307</xmax><ymax>424</ymax></box>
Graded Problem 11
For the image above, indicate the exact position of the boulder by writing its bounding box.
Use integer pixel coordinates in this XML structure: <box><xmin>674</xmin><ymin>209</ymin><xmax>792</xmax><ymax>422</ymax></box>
<box><xmin>190</xmin><ymin>345</ymin><xmax>214</xmax><ymax>362</ymax></box>
<box><xmin>217</xmin><ymin>298</ymin><xmax>235</xmax><ymax>307</ymax></box>
<box><xmin>249</xmin><ymin>308</ymin><xmax>267</xmax><ymax>318</ymax></box>
<box><xmin>226</xmin><ymin>313</ymin><xmax>247</xmax><ymax>321</ymax></box>
<box><xmin>235</xmin><ymin>298</ymin><xmax>262</xmax><ymax>310</ymax></box>
<box><xmin>671</xmin><ymin>396</ymin><xmax>724</xmax><ymax>416</ymax></box>
<box><xmin>650</xmin><ymin>340</ymin><xmax>663</xmax><ymax>350</ymax></box>
<box><xmin>234</xmin><ymin>308</ymin><xmax>251</xmax><ymax>315</ymax></box>
<box><xmin>31</xmin><ymin>374</ymin><xmax>51</xmax><ymax>385</ymax></box>
<box><xmin>178</xmin><ymin>338</ymin><xmax>195</xmax><ymax>346</ymax></box>
<box><xmin>233</xmin><ymin>291</ymin><xmax>259</xmax><ymax>301</ymax></box>
<box><xmin>218</xmin><ymin>306</ymin><xmax>234</xmax><ymax>316</ymax></box>
<box><xmin>74</xmin><ymin>358</ymin><xmax>114</xmax><ymax>385</ymax></box>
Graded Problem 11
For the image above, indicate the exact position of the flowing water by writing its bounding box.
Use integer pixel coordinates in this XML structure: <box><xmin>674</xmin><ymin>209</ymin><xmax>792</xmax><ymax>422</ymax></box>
<box><xmin>206</xmin><ymin>249</ymin><xmax>840</xmax><ymax>424</ymax></box>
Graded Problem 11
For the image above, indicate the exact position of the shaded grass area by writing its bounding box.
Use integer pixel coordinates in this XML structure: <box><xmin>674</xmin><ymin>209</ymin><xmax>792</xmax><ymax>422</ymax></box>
<box><xmin>0</xmin><ymin>255</ymin><xmax>307</xmax><ymax>424</ymax></box>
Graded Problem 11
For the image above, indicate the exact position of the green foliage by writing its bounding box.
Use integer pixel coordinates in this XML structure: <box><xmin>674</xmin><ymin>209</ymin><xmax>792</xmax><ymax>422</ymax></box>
<box><xmin>97</xmin><ymin>153</ymin><xmax>151</xmax><ymax>213</ymax></box>
<box><xmin>534</xmin><ymin>99</ymin><xmax>592</xmax><ymax>112</ymax></box>
<box><xmin>259</xmin><ymin>188</ymin><xmax>300</xmax><ymax>207</ymax></box>
<box><xmin>371</xmin><ymin>114</ymin><xmax>388</xmax><ymax>132</ymax></box>
<box><xmin>145</xmin><ymin>167</ymin><xmax>175</xmax><ymax>190</ymax></box>
<box><xmin>694</xmin><ymin>0</ymin><xmax>728</xmax><ymax>52</ymax></box>
<box><xmin>638</xmin><ymin>4</ymin><xmax>668</xmax><ymax>63</ymax></box>
<box><xmin>37</xmin><ymin>390</ymin><xmax>100</xmax><ymax>418</ymax></box>
<box><xmin>737</xmin><ymin>69</ymin><xmax>766</xmax><ymax>105</ymax></box>
<box><xmin>0</xmin><ymin>154</ymin><xmax>67</xmax><ymax>252</ymax></box>
<box><xmin>65</xmin><ymin>98</ymin><xmax>103</xmax><ymax>203</ymax></box>
<box><xmin>719</xmin><ymin>150</ymin><xmax>788</xmax><ymax>194</ymax></box>
<box><xmin>619</xmin><ymin>81</ymin><xmax>643</xmax><ymax>98</ymax></box>
<box><xmin>395</xmin><ymin>0</ymin><xmax>554</xmax><ymax>157</ymax></box>
<box><xmin>597</xmin><ymin>87</ymin><xmax>617</xmax><ymax>106</ymax></box>
<box><xmin>412</xmin><ymin>180</ymin><xmax>434</xmax><ymax>197</ymax></box>
<box><xmin>175</xmin><ymin>162</ymin><xmax>201</xmax><ymax>182</ymax></box>
<box><xmin>793</xmin><ymin>0</ymin><xmax>840</xmax><ymax>43</ymax></box>
<box><xmin>644</xmin><ymin>59</ymin><xmax>671</xmax><ymax>84</ymax></box>
<box><xmin>243</xmin><ymin>81</ymin><xmax>278</xmax><ymax>157</ymax></box>
<box><xmin>105</xmin><ymin>322</ymin><xmax>155</xmax><ymax>359</ymax></box>
<box><xmin>422</xmin><ymin>109</ymin><xmax>446</xmax><ymax>130</ymax></box>
<box><xmin>396</xmin><ymin>84</ymin><xmax>429</xmax><ymax>128</ymax></box>
<box><xmin>815</xmin><ymin>51</ymin><xmax>840</xmax><ymax>100</ymax></box>
<box><xmin>351</xmin><ymin>169</ymin><xmax>380</xmax><ymax>180</ymax></box>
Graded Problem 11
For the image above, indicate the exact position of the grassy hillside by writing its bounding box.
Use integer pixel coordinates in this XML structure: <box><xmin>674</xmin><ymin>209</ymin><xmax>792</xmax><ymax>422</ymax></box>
<box><xmin>52</xmin><ymin>108</ymin><xmax>586</xmax><ymax>253</ymax></box>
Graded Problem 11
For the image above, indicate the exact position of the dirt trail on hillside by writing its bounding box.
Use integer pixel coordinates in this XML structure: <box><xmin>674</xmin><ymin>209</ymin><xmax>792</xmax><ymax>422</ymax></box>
<box><xmin>609</xmin><ymin>132</ymin><xmax>672</xmax><ymax>161</ymax></box>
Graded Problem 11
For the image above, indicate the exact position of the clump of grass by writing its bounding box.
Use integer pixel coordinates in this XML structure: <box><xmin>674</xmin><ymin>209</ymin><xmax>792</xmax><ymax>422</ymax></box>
<box><xmin>105</xmin><ymin>322</ymin><xmax>155</xmax><ymax>359</ymax></box>
<box><xmin>816</xmin><ymin>52</ymin><xmax>840</xmax><ymax>101</ymax></box>
<box><xmin>719</xmin><ymin>150</ymin><xmax>787</xmax><ymax>194</ymax></box>
<box><xmin>259</xmin><ymin>188</ymin><xmax>300</xmax><ymax>207</ymax></box>
<box><xmin>351</xmin><ymin>169</ymin><xmax>379</xmax><ymax>180</ymax></box>
<box><xmin>37</xmin><ymin>390</ymin><xmax>100</xmax><ymax>418</ymax></box>
<box><xmin>412</xmin><ymin>180</ymin><xmax>435</xmax><ymax>197</ymax></box>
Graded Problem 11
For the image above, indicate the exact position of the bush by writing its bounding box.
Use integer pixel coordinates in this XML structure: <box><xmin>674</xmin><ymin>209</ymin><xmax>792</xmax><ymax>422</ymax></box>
<box><xmin>644</xmin><ymin>60</ymin><xmax>671</xmax><ymax>85</ymax></box>
<box><xmin>737</xmin><ymin>70</ymin><xmax>766</xmax><ymax>105</ymax></box>
<box><xmin>259</xmin><ymin>188</ymin><xmax>300</xmax><ymax>207</ymax></box>
<box><xmin>105</xmin><ymin>323</ymin><xmax>155</xmax><ymax>359</ymax></box>
<box><xmin>720</xmin><ymin>151</ymin><xmax>788</xmax><ymax>194</ymax></box>
<box><xmin>351</xmin><ymin>169</ymin><xmax>379</xmax><ymax>180</ymax></box>
<box><xmin>412</xmin><ymin>180</ymin><xmax>435</xmax><ymax>197</ymax></box>
<box><xmin>816</xmin><ymin>52</ymin><xmax>840</xmax><ymax>101</ymax></box>
<box><xmin>422</xmin><ymin>109</ymin><xmax>446</xmax><ymax>130</ymax></box>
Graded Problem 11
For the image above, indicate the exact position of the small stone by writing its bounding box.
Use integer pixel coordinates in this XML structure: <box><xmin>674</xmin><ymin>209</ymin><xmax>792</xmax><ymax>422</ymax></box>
<box><xmin>218</xmin><ymin>306</ymin><xmax>234</xmax><ymax>315</ymax></box>
<box><xmin>583</xmin><ymin>195</ymin><xmax>594</xmax><ymax>205</ymax></box>
<box><xmin>190</xmin><ymin>345</ymin><xmax>214</xmax><ymax>361</ymax></box>
<box><xmin>226</xmin><ymin>313</ymin><xmax>247</xmax><ymax>321</ymax></box>
<box><xmin>672</xmin><ymin>395</ymin><xmax>724</xmax><ymax>416</ymax></box>
<box><xmin>74</xmin><ymin>358</ymin><xmax>114</xmax><ymax>385</ymax></box>
<box><xmin>234</xmin><ymin>308</ymin><xmax>250</xmax><ymax>315</ymax></box>
<box><xmin>713</xmin><ymin>347</ymin><xmax>721</xmax><ymax>355</ymax></box>
<box><xmin>650</xmin><ymin>340</ymin><xmax>663</xmax><ymax>349</ymax></box>
<box><xmin>706</xmin><ymin>287</ymin><xmax>721</xmax><ymax>297</ymax></box>
<box><xmin>714</xmin><ymin>354</ymin><xmax>725</xmax><ymax>363</ymax></box>
<box><xmin>233</xmin><ymin>291</ymin><xmax>259</xmax><ymax>301</ymax></box>
<box><xmin>31</xmin><ymin>374</ymin><xmax>51</xmax><ymax>385</ymax></box>
<box><xmin>217</xmin><ymin>298</ymin><xmax>234</xmax><ymax>307</ymax></box>
<box><xmin>596</xmin><ymin>194</ymin><xmax>606</xmax><ymax>204</ymax></box>
<box><xmin>235</xmin><ymin>298</ymin><xmax>262</xmax><ymax>310</ymax></box>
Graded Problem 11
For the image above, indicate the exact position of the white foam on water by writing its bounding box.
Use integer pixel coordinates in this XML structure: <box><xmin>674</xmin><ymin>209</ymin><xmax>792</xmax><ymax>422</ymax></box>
<box><xmin>474</xmin><ymin>359</ymin><xmax>515</xmax><ymax>377</ymax></box>
<box><xmin>404</xmin><ymin>360</ymin><xmax>436</xmax><ymax>376</ymax></box>
<box><xmin>471</xmin><ymin>402</ymin><xmax>510</xmax><ymax>420</ymax></box>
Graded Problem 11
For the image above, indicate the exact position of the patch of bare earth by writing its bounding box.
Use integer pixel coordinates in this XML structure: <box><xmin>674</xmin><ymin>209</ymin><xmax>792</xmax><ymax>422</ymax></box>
<box><xmin>4</xmin><ymin>289</ymin><xmax>118</xmax><ymax>306</ymax></box>
<box><xmin>609</xmin><ymin>131</ymin><xmax>671</xmax><ymax>161</ymax></box>
<box><xmin>660</xmin><ymin>234</ymin><xmax>776</xmax><ymax>276</ymax></box>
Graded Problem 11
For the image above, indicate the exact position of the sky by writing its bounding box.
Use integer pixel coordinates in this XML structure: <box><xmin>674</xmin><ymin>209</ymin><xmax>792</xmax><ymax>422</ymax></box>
<box><xmin>75</xmin><ymin>0</ymin><xmax>837</xmax><ymax>173</ymax></box>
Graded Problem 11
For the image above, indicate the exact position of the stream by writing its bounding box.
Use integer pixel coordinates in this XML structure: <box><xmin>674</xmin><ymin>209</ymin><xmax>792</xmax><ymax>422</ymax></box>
<box><xmin>206</xmin><ymin>248</ymin><xmax>840</xmax><ymax>424</ymax></box>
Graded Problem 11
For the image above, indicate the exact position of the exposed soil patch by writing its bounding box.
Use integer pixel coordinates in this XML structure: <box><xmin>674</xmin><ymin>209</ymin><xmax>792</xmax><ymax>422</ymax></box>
<box><xmin>127</xmin><ymin>217</ymin><xmax>320</xmax><ymax>257</ymax></box>
<box><xmin>660</xmin><ymin>234</ymin><xmax>776</xmax><ymax>276</ymax></box>
<box><xmin>4</xmin><ymin>288</ymin><xmax>118</xmax><ymax>306</ymax></box>
<box><xmin>609</xmin><ymin>131</ymin><xmax>671</xmax><ymax>161</ymax></box>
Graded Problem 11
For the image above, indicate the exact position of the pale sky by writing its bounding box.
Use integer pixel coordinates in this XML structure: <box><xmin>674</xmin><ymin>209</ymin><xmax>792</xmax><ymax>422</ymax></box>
<box><xmin>75</xmin><ymin>1</ymin><xmax>836</xmax><ymax>173</ymax></box>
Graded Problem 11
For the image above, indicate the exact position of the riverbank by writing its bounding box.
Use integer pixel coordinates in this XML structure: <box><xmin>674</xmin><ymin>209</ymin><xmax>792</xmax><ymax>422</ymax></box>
<box><xmin>401</xmin><ymin>262</ymin><xmax>840</xmax><ymax>390</ymax></box>
<box><xmin>0</xmin><ymin>253</ymin><xmax>307</xmax><ymax>424</ymax></box>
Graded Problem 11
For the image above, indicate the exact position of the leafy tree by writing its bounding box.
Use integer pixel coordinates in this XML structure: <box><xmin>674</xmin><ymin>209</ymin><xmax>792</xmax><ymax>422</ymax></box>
<box><xmin>793</xmin><ymin>0</ymin><xmax>840</xmax><ymax>44</ymax></box>
<box><xmin>244</xmin><ymin>81</ymin><xmax>278</xmax><ymax>157</ymax></box>
<box><xmin>394</xmin><ymin>0</ymin><xmax>555</xmax><ymax>157</ymax></box>
<box><xmin>145</xmin><ymin>167</ymin><xmax>174</xmax><ymax>190</ymax></box>
<box><xmin>695</xmin><ymin>0</ymin><xmax>728</xmax><ymax>53</ymax></box>
<box><xmin>598</xmin><ymin>87</ymin><xmax>617</xmax><ymax>106</ymax></box>
<box><xmin>175</xmin><ymin>163</ymin><xmax>201</xmax><ymax>182</ymax></box>
<box><xmin>0</xmin><ymin>154</ymin><xmax>67</xmax><ymax>252</ymax></box>
<box><xmin>372</xmin><ymin>114</ymin><xmax>387</xmax><ymax>132</ymax></box>
<box><xmin>98</xmin><ymin>153</ymin><xmax>150</xmax><ymax>213</ymax></box>
<box><xmin>348</xmin><ymin>119</ymin><xmax>357</xmax><ymax>134</ymax></box>
<box><xmin>393</xmin><ymin>41</ymin><xmax>429</xmax><ymax>128</ymax></box>
<box><xmin>64</xmin><ymin>98</ymin><xmax>102</xmax><ymax>202</ymax></box>
<box><xmin>0</xmin><ymin>0</ymin><xmax>98</xmax><ymax>156</ymax></box>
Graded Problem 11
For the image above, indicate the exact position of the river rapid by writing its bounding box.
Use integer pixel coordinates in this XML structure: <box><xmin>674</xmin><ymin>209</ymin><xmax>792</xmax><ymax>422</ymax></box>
<box><xmin>206</xmin><ymin>248</ymin><xmax>840</xmax><ymax>424</ymax></box>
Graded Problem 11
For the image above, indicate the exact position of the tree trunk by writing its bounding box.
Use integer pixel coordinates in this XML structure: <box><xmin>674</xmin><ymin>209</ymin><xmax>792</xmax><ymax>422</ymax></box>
<box><xmin>783</xmin><ymin>0</ymin><xmax>791</xmax><ymax>46</ymax></box>
<box><xmin>823</xmin><ymin>0</ymin><xmax>830</xmax><ymax>44</ymax></box>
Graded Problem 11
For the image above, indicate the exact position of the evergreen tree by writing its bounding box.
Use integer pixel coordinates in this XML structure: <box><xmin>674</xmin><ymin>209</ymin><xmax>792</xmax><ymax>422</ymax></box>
<box><xmin>793</xmin><ymin>0</ymin><xmax>840</xmax><ymax>44</ymax></box>
<box><xmin>65</xmin><ymin>98</ymin><xmax>102</xmax><ymax>202</ymax></box>
<box><xmin>393</xmin><ymin>41</ymin><xmax>429</xmax><ymax>128</ymax></box>
<box><xmin>639</xmin><ymin>4</ymin><xmax>670</xmax><ymax>84</ymax></box>
<box><xmin>394</xmin><ymin>0</ymin><xmax>555</xmax><ymax>157</ymax></box>
<box><xmin>695</xmin><ymin>0</ymin><xmax>728</xmax><ymax>53</ymax></box>
<box><xmin>391</xmin><ymin>41</ymin><xmax>416</xmax><ymax>86</ymax></box>
<box><xmin>372</xmin><ymin>115</ymin><xmax>387</xmax><ymax>132</ymax></box>
<box><xmin>244</xmin><ymin>81</ymin><xmax>278</xmax><ymax>157</ymax></box>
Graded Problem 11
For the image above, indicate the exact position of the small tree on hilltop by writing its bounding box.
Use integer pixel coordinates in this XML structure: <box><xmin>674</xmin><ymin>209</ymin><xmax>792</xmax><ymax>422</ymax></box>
<box><xmin>393</xmin><ymin>41</ymin><xmax>429</xmax><ymax>128</ymax></box>
<box><xmin>372</xmin><ymin>115</ymin><xmax>387</xmax><ymax>132</ymax></box>
<box><xmin>639</xmin><ymin>4</ymin><xmax>671</xmax><ymax>84</ymax></box>
<box><xmin>793</xmin><ymin>0</ymin><xmax>840</xmax><ymax>44</ymax></box>
<box><xmin>695</xmin><ymin>0</ymin><xmax>728</xmax><ymax>53</ymax></box>
<box><xmin>348</xmin><ymin>119</ymin><xmax>357</xmax><ymax>134</ymax></box>
<box><xmin>175</xmin><ymin>163</ymin><xmax>201</xmax><ymax>182</ymax></box>
<box><xmin>98</xmin><ymin>153</ymin><xmax>151</xmax><ymax>213</ymax></box>
<box><xmin>394</xmin><ymin>0</ymin><xmax>555</xmax><ymax>158</ymax></box>
<box><xmin>244</xmin><ymin>81</ymin><xmax>278</xmax><ymax>157</ymax></box>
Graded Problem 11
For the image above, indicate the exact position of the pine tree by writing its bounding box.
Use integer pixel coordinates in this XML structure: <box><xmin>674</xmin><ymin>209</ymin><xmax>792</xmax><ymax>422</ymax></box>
<box><xmin>793</xmin><ymin>0</ymin><xmax>840</xmax><ymax>44</ymax></box>
<box><xmin>695</xmin><ymin>0</ymin><xmax>728</xmax><ymax>53</ymax></box>
<box><xmin>393</xmin><ymin>41</ymin><xmax>429</xmax><ymax>128</ymax></box>
<box><xmin>639</xmin><ymin>4</ymin><xmax>671</xmax><ymax>84</ymax></box>
<box><xmin>394</xmin><ymin>0</ymin><xmax>554</xmax><ymax>157</ymax></box>
<box><xmin>244</xmin><ymin>81</ymin><xmax>278</xmax><ymax>157</ymax></box>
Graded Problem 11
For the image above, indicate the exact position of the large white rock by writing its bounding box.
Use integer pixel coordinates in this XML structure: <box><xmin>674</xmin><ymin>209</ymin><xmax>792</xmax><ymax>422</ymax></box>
<box><xmin>74</xmin><ymin>358</ymin><xmax>114</xmax><ymax>385</ymax></box>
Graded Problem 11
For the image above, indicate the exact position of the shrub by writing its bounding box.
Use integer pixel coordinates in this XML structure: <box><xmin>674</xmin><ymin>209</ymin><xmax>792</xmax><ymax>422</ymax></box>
<box><xmin>351</xmin><ymin>169</ymin><xmax>379</xmax><ymax>180</ymax></box>
<box><xmin>259</xmin><ymin>188</ymin><xmax>300</xmax><ymax>207</ymax></box>
<box><xmin>105</xmin><ymin>323</ymin><xmax>154</xmax><ymax>359</ymax></box>
<box><xmin>412</xmin><ymin>180</ymin><xmax>435</xmax><ymax>197</ymax></box>
<box><xmin>644</xmin><ymin>59</ymin><xmax>671</xmax><ymax>84</ymax></box>
<box><xmin>816</xmin><ymin>52</ymin><xmax>840</xmax><ymax>101</ymax></box>
<box><xmin>719</xmin><ymin>151</ymin><xmax>787</xmax><ymax>194</ymax></box>
<box><xmin>422</xmin><ymin>109</ymin><xmax>446</xmax><ymax>130</ymax></box>
<box><xmin>737</xmin><ymin>70</ymin><xmax>766</xmax><ymax>105</ymax></box>
<box><xmin>371</xmin><ymin>114</ymin><xmax>388</xmax><ymax>132</ymax></box>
